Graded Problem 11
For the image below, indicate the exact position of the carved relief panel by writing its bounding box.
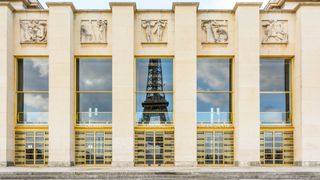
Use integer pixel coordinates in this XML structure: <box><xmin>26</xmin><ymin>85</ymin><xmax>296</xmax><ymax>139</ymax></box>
<box><xmin>141</xmin><ymin>20</ymin><xmax>167</xmax><ymax>43</ymax></box>
<box><xmin>20</xmin><ymin>20</ymin><xmax>47</xmax><ymax>43</ymax></box>
<box><xmin>201</xmin><ymin>20</ymin><xmax>228</xmax><ymax>44</ymax></box>
<box><xmin>80</xmin><ymin>20</ymin><xmax>108</xmax><ymax>43</ymax></box>
<box><xmin>262</xmin><ymin>20</ymin><xmax>288</xmax><ymax>44</ymax></box>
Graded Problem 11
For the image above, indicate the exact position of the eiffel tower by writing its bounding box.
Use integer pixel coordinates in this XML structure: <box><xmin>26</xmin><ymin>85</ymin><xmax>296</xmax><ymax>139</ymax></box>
<box><xmin>141</xmin><ymin>59</ymin><xmax>169</xmax><ymax>124</ymax></box>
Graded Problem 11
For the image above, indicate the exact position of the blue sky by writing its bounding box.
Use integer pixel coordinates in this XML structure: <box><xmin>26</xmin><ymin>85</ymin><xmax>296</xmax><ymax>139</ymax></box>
<box><xmin>39</xmin><ymin>0</ymin><xmax>269</xmax><ymax>9</ymax></box>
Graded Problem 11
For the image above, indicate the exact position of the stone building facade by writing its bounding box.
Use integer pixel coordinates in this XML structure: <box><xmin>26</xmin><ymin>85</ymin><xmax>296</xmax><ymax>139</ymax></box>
<box><xmin>0</xmin><ymin>0</ymin><xmax>320</xmax><ymax>167</ymax></box>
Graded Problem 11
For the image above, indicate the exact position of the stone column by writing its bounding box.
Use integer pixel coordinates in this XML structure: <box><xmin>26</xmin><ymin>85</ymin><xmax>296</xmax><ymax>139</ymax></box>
<box><xmin>234</xmin><ymin>3</ymin><xmax>261</xmax><ymax>166</ymax></box>
<box><xmin>0</xmin><ymin>2</ymin><xmax>14</xmax><ymax>167</ymax></box>
<box><xmin>173</xmin><ymin>2</ymin><xmax>198</xmax><ymax>167</ymax></box>
<box><xmin>47</xmin><ymin>2</ymin><xmax>75</xmax><ymax>166</ymax></box>
<box><xmin>295</xmin><ymin>4</ymin><xmax>320</xmax><ymax>166</ymax></box>
<box><xmin>110</xmin><ymin>2</ymin><xmax>135</xmax><ymax>167</ymax></box>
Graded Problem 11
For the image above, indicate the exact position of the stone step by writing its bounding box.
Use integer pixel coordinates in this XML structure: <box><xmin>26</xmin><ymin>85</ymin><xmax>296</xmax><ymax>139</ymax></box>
<box><xmin>0</xmin><ymin>172</ymin><xmax>320</xmax><ymax>180</ymax></box>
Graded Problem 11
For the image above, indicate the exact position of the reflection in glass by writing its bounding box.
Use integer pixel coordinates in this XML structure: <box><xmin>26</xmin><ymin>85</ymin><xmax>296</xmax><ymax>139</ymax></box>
<box><xmin>17</xmin><ymin>58</ymin><xmax>49</xmax><ymax>125</ymax></box>
<box><xmin>260</xmin><ymin>59</ymin><xmax>290</xmax><ymax>92</ymax></box>
<box><xmin>76</xmin><ymin>58</ymin><xmax>112</xmax><ymax>125</ymax></box>
<box><xmin>17</xmin><ymin>58</ymin><xmax>48</xmax><ymax>91</ymax></box>
<box><xmin>197</xmin><ymin>59</ymin><xmax>232</xmax><ymax>125</ymax></box>
<box><xmin>136</xmin><ymin>58</ymin><xmax>173</xmax><ymax>125</ymax></box>
<box><xmin>136</xmin><ymin>58</ymin><xmax>173</xmax><ymax>91</ymax></box>
<box><xmin>197</xmin><ymin>59</ymin><xmax>231</xmax><ymax>91</ymax></box>
<box><xmin>260</xmin><ymin>93</ymin><xmax>290</xmax><ymax>124</ymax></box>
<box><xmin>17</xmin><ymin>93</ymin><xmax>48</xmax><ymax>124</ymax></box>
<box><xmin>77</xmin><ymin>93</ymin><xmax>112</xmax><ymax>124</ymax></box>
<box><xmin>197</xmin><ymin>93</ymin><xmax>231</xmax><ymax>124</ymax></box>
<box><xmin>77</xmin><ymin>58</ymin><xmax>112</xmax><ymax>91</ymax></box>
<box><xmin>260</xmin><ymin>59</ymin><xmax>291</xmax><ymax>125</ymax></box>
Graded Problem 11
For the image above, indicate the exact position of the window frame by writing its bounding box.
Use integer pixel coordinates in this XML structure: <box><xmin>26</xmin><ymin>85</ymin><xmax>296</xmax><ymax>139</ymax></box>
<box><xmin>15</xmin><ymin>57</ymin><xmax>49</xmax><ymax>126</ymax></box>
<box><xmin>196</xmin><ymin>57</ymin><xmax>234</xmax><ymax>127</ymax></box>
<box><xmin>260</xmin><ymin>58</ymin><xmax>293</xmax><ymax>126</ymax></box>
<box><xmin>75</xmin><ymin>57</ymin><xmax>112</xmax><ymax>127</ymax></box>
<box><xmin>134</xmin><ymin>57</ymin><xmax>174</xmax><ymax>127</ymax></box>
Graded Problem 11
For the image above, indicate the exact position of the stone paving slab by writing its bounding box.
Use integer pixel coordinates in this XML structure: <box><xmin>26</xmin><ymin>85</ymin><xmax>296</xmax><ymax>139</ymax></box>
<box><xmin>0</xmin><ymin>166</ymin><xmax>320</xmax><ymax>173</ymax></box>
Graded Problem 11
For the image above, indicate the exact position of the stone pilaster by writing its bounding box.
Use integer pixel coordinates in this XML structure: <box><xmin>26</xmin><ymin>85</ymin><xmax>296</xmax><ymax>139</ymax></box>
<box><xmin>173</xmin><ymin>2</ymin><xmax>198</xmax><ymax>167</ymax></box>
<box><xmin>110</xmin><ymin>2</ymin><xmax>136</xmax><ymax>167</ymax></box>
<box><xmin>0</xmin><ymin>2</ymin><xmax>14</xmax><ymax>167</ymax></box>
<box><xmin>234</xmin><ymin>3</ymin><xmax>261</xmax><ymax>166</ymax></box>
<box><xmin>295</xmin><ymin>3</ymin><xmax>320</xmax><ymax>166</ymax></box>
<box><xmin>47</xmin><ymin>2</ymin><xmax>75</xmax><ymax>167</ymax></box>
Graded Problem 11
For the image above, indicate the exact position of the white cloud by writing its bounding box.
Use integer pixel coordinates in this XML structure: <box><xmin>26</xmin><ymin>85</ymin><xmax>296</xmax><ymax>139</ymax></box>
<box><xmin>31</xmin><ymin>59</ymin><xmax>48</xmax><ymax>77</ymax></box>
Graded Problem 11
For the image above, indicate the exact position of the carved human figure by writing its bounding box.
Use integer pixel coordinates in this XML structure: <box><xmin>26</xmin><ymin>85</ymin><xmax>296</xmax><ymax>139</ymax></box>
<box><xmin>80</xmin><ymin>20</ymin><xmax>107</xmax><ymax>43</ymax></box>
<box><xmin>201</xmin><ymin>20</ymin><xmax>228</xmax><ymax>43</ymax></box>
<box><xmin>141</xmin><ymin>20</ymin><xmax>155</xmax><ymax>42</ymax></box>
<box><xmin>262</xmin><ymin>20</ymin><xmax>288</xmax><ymax>43</ymax></box>
<box><xmin>202</xmin><ymin>20</ymin><xmax>215</xmax><ymax>42</ymax></box>
<box><xmin>81</xmin><ymin>24</ymin><xmax>93</xmax><ymax>42</ymax></box>
<box><xmin>97</xmin><ymin>20</ymin><xmax>108</xmax><ymax>42</ymax></box>
<box><xmin>153</xmin><ymin>20</ymin><xmax>167</xmax><ymax>41</ymax></box>
<box><xmin>20</xmin><ymin>20</ymin><xmax>47</xmax><ymax>43</ymax></box>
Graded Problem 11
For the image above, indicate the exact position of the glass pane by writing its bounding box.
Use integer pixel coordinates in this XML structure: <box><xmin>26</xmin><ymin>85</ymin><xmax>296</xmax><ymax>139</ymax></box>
<box><xmin>197</xmin><ymin>59</ymin><xmax>231</xmax><ymax>91</ymax></box>
<box><xmin>260</xmin><ymin>93</ymin><xmax>290</xmax><ymax>124</ymax></box>
<box><xmin>77</xmin><ymin>58</ymin><xmax>112</xmax><ymax>91</ymax></box>
<box><xmin>260</xmin><ymin>59</ymin><xmax>290</xmax><ymax>92</ymax></box>
<box><xmin>136</xmin><ymin>93</ymin><xmax>173</xmax><ymax>124</ymax></box>
<box><xmin>197</xmin><ymin>93</ymin><xmax>231</xmax><ymax>124</ymax></box>
<box><xmin>136</xmin><ymin>112</ymin><xmax>173</xmax><ymax>125</ymax></box>
<box><xmin>77</xmin><ymin>93</ymin><xmax>112</xmax><ymax>124</ymax></box>
<box><xmin>136</xmin><ymin>93</ymin><xmax>173</xmax><ymax>112</ymax></box>
<box><xmin>17</xmin><ymin>58</ymin><xmax>48</xmax><ymax>91</ymax></box>
<box><xmin>17</xmin><ymin>93</ymin><xmax>48</xmax><ymax>124</ymax></box>
<box><xmin>136</xmin><ymin>58</ymin><xmax>173</xmax><ymax>92</ymax></box>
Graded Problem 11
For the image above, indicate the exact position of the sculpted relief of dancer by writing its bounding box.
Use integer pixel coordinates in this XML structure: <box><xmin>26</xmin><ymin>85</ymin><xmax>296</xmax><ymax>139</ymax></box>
<box><xmin>141</xmin><ymin>20</ymin><xmax>167</xmax><ymax>43</ymax></box>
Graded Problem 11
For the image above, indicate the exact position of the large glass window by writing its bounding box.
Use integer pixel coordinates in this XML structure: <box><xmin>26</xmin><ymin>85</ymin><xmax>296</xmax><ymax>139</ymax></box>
<box><xmin>260</xmin><ymin>59</ymin><xmax>291</xmax><ymax>125</ymax></box>
<box><xmin>197</xmin><ymin>58</ymin><xmax>232</xmax><ymax>125</ymax></box>
<box><xmin>76</xmin><ymin>58</ymin><xmax>112</xmax><ymax>125</ymax></box>
<box><xmin>136</xmin><ymin>58</ymin><xmax>173</xmax><ymax>125</ymax></box>
<box><xmin>16</xmin><ymin>58</ymin><xmax>48</xmax><ymax>125</ymax></box>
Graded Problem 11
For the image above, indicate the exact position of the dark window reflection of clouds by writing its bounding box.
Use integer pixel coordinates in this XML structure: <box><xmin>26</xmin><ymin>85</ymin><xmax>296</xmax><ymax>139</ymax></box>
<box><xmin>18</xmin><ymin>58</ymin><xmax>48</xmax><ymax>91</ymax></box>
<box><xmin>78</xmin><ymin>58</ymin><xmax>112</xmax><ymax>91</ymax></box>
<box><xmin>260</xmin><ymin>93</ymin><xmax>289</xmax><ymax>112</ymax></box>
<box><xmin>260</xmin><ymin>59</ymin><xmax>290</xmax><ymax>92</ymax></box>
<box><xmin>136</xmin><ymin>58</ymin><xmax>173</xmax><ymax>91</ymax></box>
<box><xmin>18</xmin><ymin>93</ymin><xmax>48</xmax><ymax>112</ymax></box>
<box><xmin>78</xmin><ymin>93</ymin><xmax>112</xmax><ymax>112</ymax></box>
<box><xmin>197</xmin><ymin>93</ymin><xmax>231</xmax><ymax>112</ymax></box>
<box><xmin>197</xmin><ymin>59</ymin><xmax>231</xmax><ymax>91</ymax></box>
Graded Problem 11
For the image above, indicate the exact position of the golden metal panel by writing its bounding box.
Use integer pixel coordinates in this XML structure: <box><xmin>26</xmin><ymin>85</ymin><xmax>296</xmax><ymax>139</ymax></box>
<box><xmin>197</xmin><ymin>129</ymin><xmax>234</xmax><ymax>166</ymax></box>
<box><xmin>260</xmin><ymin>130</ymin><xmax>294</xmax><ymax>166</ymax></box>
<box><xmin>75</xmin><ymin>130</ymin><xmax>112</xmax><ymax>166</ymax></box>
<box><xmin>134</xmin><ymin>129</ymin><xmax>174</xmax><ymax>167</ymax></box>
<box><xmin>15</xmin><ymin>130</ymin><xmax>48</xmax><ymax>166</ymax></box>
